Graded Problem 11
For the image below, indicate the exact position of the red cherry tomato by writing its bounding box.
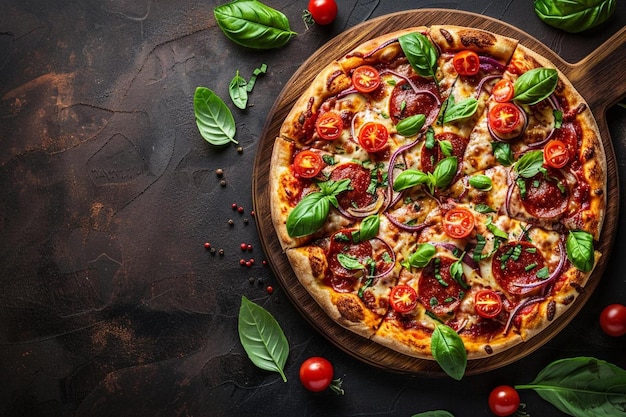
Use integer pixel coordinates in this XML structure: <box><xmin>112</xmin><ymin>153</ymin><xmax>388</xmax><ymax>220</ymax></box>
<box><xmin>307</xmin><ymin>0</ymin><xmax>338</xmax><ymax>25</ymax></box>
<box><xmin>358</xmin><ymin>122</ymin><xmax>388</xmax><ymax>152</ymax></box>
<box><xmin>492</xmin><ymin>79</ymin><xmax>515</xmax><ymax>103</ymax></box>
<box><xmin>544</xmin><ymin>140</ymin><xmax>570</xmax><ymax>169</ymax></box>
<box><xmin>474</xmin><ymin>289</ymin><xmax>503</xmax><ymax>319</ymax></box>
<box><xmin>352</xmin><ymin>65</ymin><xmax>381</xmax><ymax>93</ymax></box>
<box><xmin>390</xmin><ymin>284</ymin><xmax>418</xmax><ymax>313</ymax></box>
<box><xmin>293</xmin><ymin>150</ymin><xmax>324</xmax><ymax>178</ymax></box>
<box><xmin>443</xmin><ymin>207</ymin><xmax>475</xmax><ymax>239</ymax></box>
<box><xmin>488</xmin><ymin>102</ymin><xmax>523</xmax><ymax>135</ymax></box>
<box><xmin>488</xmin><ymin>385</ymin><xmax>521</xmax><ymax>417</ymax></box>
<box><xmin>452</xmin><ymin>50</ymin><xmax>480</xmax><ymax>76</ymax></box>
<box><xmin>299</xmin><ymin>357</ymin><xmax>334</xmax><ymax>392</ymax></box>
<box><xmin>600</xmin><ymin>303</ymin><xmax>626</xmax><ymax>337</ymax></box>
<box><xmin>315</xmin><ymin>112</ymin><xmax>343</xmax><ymax>140</ymax></box>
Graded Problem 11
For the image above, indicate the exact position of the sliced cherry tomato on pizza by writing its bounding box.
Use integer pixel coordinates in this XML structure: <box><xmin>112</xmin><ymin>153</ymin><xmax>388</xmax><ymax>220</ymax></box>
<box><xmin>358</xmin><ymin>122</ymin><xmax>389</xmax><ymax>153</ymax></box>
<box><xmin>293</xmin><ymin>150</ymin><xmax>324</xmax><ymax>178</ymax></box>
<box><xmin>315</xmin><ymin>112</ymin><xmax>343</xmax><ymax>140</ymax></box>
<box><xmin>443</xmin><ymin>207</ymin><xmax>475</xmax><ymax>239</ymax></box>
<box><xmin>544</xmin><ymin>139</ymin><xmax>570</xmax><ymax>169</ymax></box>
<box><xmin>488</xmin><ymin>102</ymin><xmax>523</xmax><ymax>135</ymax></box>
<box><xmin>389</xmin><ymin>284</ymin><xmax>418</xmax><ymax>313</ymax></box>
<box><xmin>352</xmin><ymin>65</ymin><xmax>381</xmax><ymax>93</ymax></box>
<box><xmin>492</xmin><ymin>79</ymin><xmax>514</xmax><ymax>103</ymax></box>
<box><xmin>474</xmin><ymin>289</ymin><xmax>503</xmax><ymax>319</ymax></box>
<box><xmin>452</xmin><ymin>50</ymin><xmax>480</xmax><ymax>76</ymax></box>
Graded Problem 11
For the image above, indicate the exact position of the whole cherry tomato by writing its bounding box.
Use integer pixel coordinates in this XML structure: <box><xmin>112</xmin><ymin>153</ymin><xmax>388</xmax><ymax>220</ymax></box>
<box><xmin>307</xmin><ymin>0</ymin><xmax>338</xmax><ymax>25</ymax></box>
<box><xmin>488</xmin><ymin>385</ymin><xmax>520</xmax><ymax>416</ymax></box>
<box><xmin>299</xmin><ymin>357</ymin><xmax>334</xmax><ymax>392</ymax></box>
<box><xmin>600</xmin><ymin>303</ymin><xmax>626</xmax><ymax>337</ymax></box>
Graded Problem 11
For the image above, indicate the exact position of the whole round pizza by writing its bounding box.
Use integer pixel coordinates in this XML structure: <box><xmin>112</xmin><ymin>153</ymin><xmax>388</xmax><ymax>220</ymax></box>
<box><xmin>269</xmin><ymin>25</ymin><xmax>606</xmax><ymax>360</ymax></box>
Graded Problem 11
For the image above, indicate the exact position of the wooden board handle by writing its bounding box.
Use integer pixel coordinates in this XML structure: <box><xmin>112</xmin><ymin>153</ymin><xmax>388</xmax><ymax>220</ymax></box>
<box><xmin>567</xmin><ymin>27</ymin><xmax>626</xmax><ymax>115</ymax></box>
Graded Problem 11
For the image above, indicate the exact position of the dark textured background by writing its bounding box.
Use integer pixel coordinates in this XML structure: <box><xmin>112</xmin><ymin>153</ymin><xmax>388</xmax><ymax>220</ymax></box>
<box><xmin>0</xmin><ymin>1</ymin><xmax>624</xmax><ymax>416</ymax></box>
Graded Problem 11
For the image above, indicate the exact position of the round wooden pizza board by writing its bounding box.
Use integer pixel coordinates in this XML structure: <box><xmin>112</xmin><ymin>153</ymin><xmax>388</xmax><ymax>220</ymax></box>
<box><xmin>252</xmin><ymin>9</ymin><xmax>625</xmax><ymax>376</ymax></box>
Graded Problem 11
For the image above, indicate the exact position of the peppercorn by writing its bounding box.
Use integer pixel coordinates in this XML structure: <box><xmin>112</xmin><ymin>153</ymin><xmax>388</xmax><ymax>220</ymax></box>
<box><xmin>237</xmin><ymin>146</ymin><xmax>243</xmax><ymax>154</ymax></box>
<box><xmin>220</xmin><ymin>179</ymin><xmax>227</xmax><ymax>187</ymax></box>
<box><xmin>216</xmin><ymin>168</ymin><xmax>224</xmax><ymax>177</ymax></box>
<box><xmin>218</xmin><ymin>249</ymin><xmax>224</xmax><ymax>256</ymax></box>
<box><xmin>228</xmin><ymin>219</ymin><xmax>234</xmax><ymax>226</ymax></box>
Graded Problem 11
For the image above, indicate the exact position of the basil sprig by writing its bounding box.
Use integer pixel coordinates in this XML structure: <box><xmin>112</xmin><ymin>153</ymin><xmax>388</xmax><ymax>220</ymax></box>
<box><xmin>238</xmin><ymin>296</ymin><xmax>289</xmax><ymax>381</ymax></box>
<box><xmin>514</xmin><ymin>150</ymin><xmax>545</xmax><ymax>178</ymax></box>
<box><xmin>534</xmin><ymin>0</ymin><xmax>616</xmax><ymax>33</ymax></box>
<box><xmin>396</xmin><ymin>114</ymin><xmax>426</xmax><ymax>137</ymax></box>
<box><xmin>440</xmin><ymin>96</ymin><xmax>479</xmax><ymax>124</ymax></box>
<box><xmin>401</xmin><ymin>243</ymin><xmax>436</xmax><ymax>269</ymax></box>
<box><xmin>393</xmin><ymin>157</ymin><xmax>458</xmax><ymax>194</ymax></box>
<box><xmin>286</xmin><ymin>179</ymin><xmax>351</xmax><ymax>237</ymax></box>
<box><xmin>515</xmin><ymin>357</ymin><xmax>626</xmax><ymax>417</ymax></box>
<box><xmin>352</xmin><ymin>214</ymin><xmax>380</xmax><ymax>243</ymax></box>
<box><xmin>566</xmin><ymin>230</ymin><xmax>595</xmax><ymax>272</ymax></box>
<box><xmin>398</xmin><ymin>32</ymin><xmax>438</xmax><ymax>82</ymax></box>
<box><xmin>431</xmin><ymin>323</ymin><xmax>467</xmax><ymax>381</ymax></box>
<box><xmin>194</xmin><ymin>87</ymin><xmax>238</xmax><ymax>145</ymax></box>
<box><xmin>513</xmin><ymin>68</ymin><xmax>558</xmax><ymax>105</ymax></box>
<box><xmin>214</xmin><ymin>0</ymin><xmax>296</xmax><ymax>50</ymax></box>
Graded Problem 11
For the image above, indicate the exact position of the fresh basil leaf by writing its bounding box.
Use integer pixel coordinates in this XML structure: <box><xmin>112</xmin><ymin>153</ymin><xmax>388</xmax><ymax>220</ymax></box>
<box><xmin>513</xmin><ymin>68</ymin><xmax>558</xmax><ymax>105</ymax></box>
<box><xmin>320</xmin><ymin>178</ymin><xmax>352</xmax><ymax>195</ymax></box>
<box><xmin>515</xmin><ymin>356</ymin><xmax>626</xmax><ymax>417</ymax></box>
<box><xmin>554</xmin><ymin>109</ymin><xmax>563</xmax><ymax>129</ymax></box>
<box><xmin>229</xmin><ymin>70</ymin><xmax>248</xmax><ymax>109</ymax></box>
<box><xmin>432</xmin><ymin>157</ymin><xmax>458</xmax><ymax>189</ymax></box>
<box><xmin>411</xmin><ymin>412</ymin><xmax>455</xmax><ymax>417</ymax></box>
<box><xmin>486</xmin><ymin>216</ymin><xmax>509</xmax><ymax>240</ymax></box>
<box><xmin>450</xmin><ymin>258</ymin><xmax>468</xmax><ymax>289</ymax></box>
<box><xmin>396</xmin><ymin>114</ymin><xmax>426</xmax><ymax>137</ymax></box>
<box><xmin>431</xmin><ymin>324</ymin><xmax>467</xmax><ymax>381</ymax></box>
<box><xmin>337</xmin><ymin>253</ymin><xmax>365</xmax><ymax>271</ymax></box>
<box><xmin>286</xmin><ymin>192</ymin><xmax>330</xmax><ymax>237</ymax></box>
<box><xmin>398</xmin><ymin>32</ymin><xmax>438</xmax><ymax>81</ymax></box>
<box><xmin>404</xmin><ymin>243</ymin><xmax>436</xmax><ymax>269</ymax></box>
<box><xmin>469</xmin><ymin>174</ymin><xmax>493</xmax><ymax>191</ymax></box>
<box><xmin>443</xmin><ymin>97</ymin><xmax>479</xmax><ymax>124</ymax></box>
<box><xmin>194</xmin><ymin>87</ymin><xmax>238</xmax><ymax>146</ymax></box>
<box><xmin>566</xmin><ymin>230</ymin><xmax>595</xmax><ymax>272</ymax></box>
<box><xmin>393</xmin><ymin>169</ymin><xmax>430</xmax><ymax>191</ymax></box>
<box><xmin>425</xmin><ymin>127</ymin><xmax>436</xmax><ymax>149</ymax></box>
<box><xmin>238</xmin><ymin>296</ymin><xmax>289</xmax><ymax>381</ymax></box>
<box><xmin>514</xmin><ymin>150</ymin><xmax>545</xmax><ymax>178</ymax></box>
<box><xmin>214</xmin><ymin>0</ymin><xmax>296</xmax><ymax>50</ymax></box>
<box><xmin>534</xmin><ymin>0</ymin><xmax>616</xmax><ymax>33</ymax></box>
<box><xmin>474</xmin><ymin>203</ymin><xmax>495</xmax><ymax>214</ymax></box>
<box><xmin>246</xmin><ymin>63</ymin><xmax>267</xmax><ymax>92</ymax></box>
<box><xmin>491</xmin><ymin>142</ymin><xmax>514</xmax><ymax>166</ymax></box>
<box><xmin>438</xmin><ymin>140</ymin><xmax>453</xmax><ymax>158</ymax></box>
<box><xmin>353</xmin><ymin>215</ymin><xmax>380</xmax><ymax>243</ymax></box>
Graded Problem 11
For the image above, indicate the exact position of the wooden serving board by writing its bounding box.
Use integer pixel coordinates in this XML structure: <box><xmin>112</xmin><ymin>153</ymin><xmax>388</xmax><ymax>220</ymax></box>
<box><xmin>252</xmin><ymin>10</ymin><xmax>625</xmax><ymax>375</ymax></box>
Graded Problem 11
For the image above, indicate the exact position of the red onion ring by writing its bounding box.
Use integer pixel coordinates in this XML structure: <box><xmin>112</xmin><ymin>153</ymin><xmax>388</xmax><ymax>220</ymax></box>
<box><xmin>370</xmin><ymin>237</ymin><xmax>397</xmax><ymax>279</ymax></box>
<box><xmin>475</xmin><ymin>74</ymin><xmax>501</xmax><ymax>98</ymax></box>
<box><xmin>503</xmin><ymin>295</ymin><xmax>546</xmax><ymax>335</ymax></box>
<box><xmin>379</xmin><ymin>69</ymin><xmax>442</xmax><ymax>107</ymax></box>
<box><xmin>346</xmin><ymin>188</ymin><xmax>387</xmax><ymax>218</ymax></box>
<box><xmin>479</xmin><ymin>55</ymin><xmax>506</xmax><ymax>73</ymax></box>
<box><xmin>525</xmin><ymin>94</ymin><xmax>561</xmax><ymax>150</ymax></box>
<box><xmin>487</xmin><ymin>101</ymin><xmax>528</xmax><ymax>142</ymax></box>
<box><xmin>383</xmin><ymin>212</ymin><xmax>428</xmax><ymax>233</ymax></box>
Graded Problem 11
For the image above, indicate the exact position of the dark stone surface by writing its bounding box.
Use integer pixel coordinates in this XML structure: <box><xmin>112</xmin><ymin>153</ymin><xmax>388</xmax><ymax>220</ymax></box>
<box><xmin>0</xmin><ymin>1</ymin><xmax>624</xmax><ymax>416</ymax></box>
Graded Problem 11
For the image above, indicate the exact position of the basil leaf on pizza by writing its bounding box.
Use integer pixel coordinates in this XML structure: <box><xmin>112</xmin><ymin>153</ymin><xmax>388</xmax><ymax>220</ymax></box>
<box><xmin>393</xmin><ymin>169</ymin><xmax>430</xmax><ymax>191</ymax></box>
<box><xmin>566</xmin><ymin>230</ymin><xmax>595</xmax><ymax>272</ymax></box>
<box><xmin>513</xmin><ymin>68</ymin><xmax>558</xmax><ymax>105</ymax></box>
<box><xmin>442</xmin><ymin>96</ymin><xmax>479</xmax><ymax>124</ymax></box>
<box><xmin>431</xmin><ymin>324</ymin><xmax>467</xmax><ymax>381</ymax></box>
<box><xmin>431</xmin><ymin>156</ymin><xmax>458</xmax><ymax>189</ymax></box>
<box><xmin>396</xmin><ymin>114</ymin><xmax>426</xmax><ymax>137</ymax></box>
<box><xmin>402</xmin><ymin>243</ymin><xmax>436</xmax><ymax>269</ymax></box>
<box><xmin>352</xmin><ymin>214</ymin><xmax>380</xmax><ymax>243</ymax></box>
<box><xmin>398</xmin><ymin>32</ymin><xmax>438</xmax><ymax>81</ymax></box>
<box><xmin>514</xmin><ymin>150</ymin><xmax>545</xmax><ymax>178</ymax></box>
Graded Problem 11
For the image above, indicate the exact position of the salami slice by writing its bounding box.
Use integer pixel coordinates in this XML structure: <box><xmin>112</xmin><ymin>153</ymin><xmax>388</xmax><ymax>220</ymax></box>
<box><xmin>518</xmin><ymin>169</ymin><xmax>569</xmax><ymax>219</ymax></box>
<box><xmin>418</xmin><ymin>256</ymin><xmax>465</xmax><ymax>316</ymax></box>
<box><xmin>389</xmin><ymin>76</ymin><xmax>440</xmax><ymax>127</ymax></box>
<box><xmin>330</xmin><ymin>162</ymin><xmax>375</xmax><ymax>210</ymax></box>
<box><xmin>420</xmin><ymin>132</ymin><xmax>467</xmax><ymax>174</ymax></box>
<box><xmin>492</xmin><ymin>241</ymin><xmax>546</xmax><ymax>296</ymax></box>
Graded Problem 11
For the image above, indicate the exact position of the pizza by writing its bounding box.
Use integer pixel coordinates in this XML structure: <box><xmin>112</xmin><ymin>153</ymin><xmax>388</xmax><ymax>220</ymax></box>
<box><xmin>268</xmin><ymin>25</ymin><xmax>606</xmax><ymax>360</ymax></box>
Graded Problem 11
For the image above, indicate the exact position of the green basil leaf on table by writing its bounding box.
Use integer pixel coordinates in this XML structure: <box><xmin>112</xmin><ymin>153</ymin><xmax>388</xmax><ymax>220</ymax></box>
<box><xmin>513</xmin><ymin>68</ymin><xmax>558</xmax><ymax>105</ymax></box>
<box><xmin>194</xmin><ymin>87</ymin><xmax>238</xmax><ymax>146</ymax></box>
<box><xmin>238</xmin><ymin>296</ymin><xmax>289</xmax><ymax>382</ymax></box>
<box><xmin>246</xmin><ymin>63</ymin><xmax>267</xmax><ymax>92</ymax></box>
<box><xmin>229</xmin><ymin>70</ymin><xmax>248</xmax><ymax>109</ymax></box>
<box><xmin>411</xmin><ymin>411</ymin><xmax>455</xmax><ymax>417</ymax></box>
<box><xmin>442</xmin><ymin>97</ymin><xmax>479</xmax><ymax>124</ymax></box>
<box><xmin>214</xmin><ymin>0</ymin><xmax>296</xmax><ymax>50</ymax></box>
<box><xmin>534</xmin><ymin>0</ymin><xmax>616</xmax><ymax>33</ymax></box>
<box><xmin>398</xmin><ymin>32</ymin><xmax>438</xmax><ymax>81</ymax></box>
<box><xmin>396</xmin><ymin>114</ymin><xmax>426</xmax><ymax>137</ymax></box>
<box><xmin>430</xmin><ymin>323</ymin><xmax>467</xmax><ymax>381</ymax></box>
<box><xmin>515</xmin><ymin>356</ymin><xmax>626</xmax><ymax>417</ymax></box>
<box><xmin>566</xmin><ymin>230</ymin><xmax>595</xmax><ymax>272</ymax></box>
